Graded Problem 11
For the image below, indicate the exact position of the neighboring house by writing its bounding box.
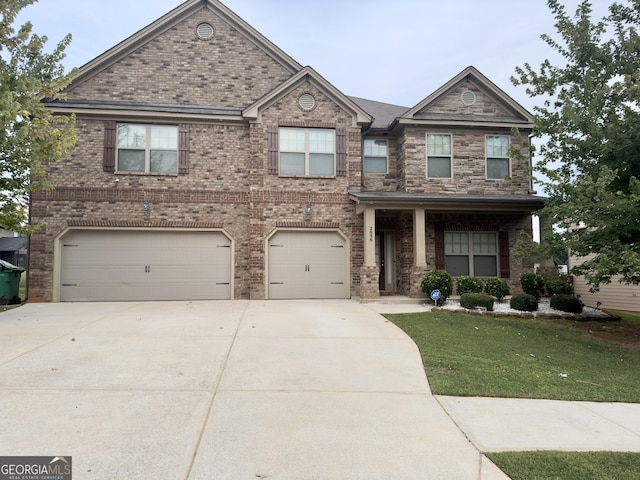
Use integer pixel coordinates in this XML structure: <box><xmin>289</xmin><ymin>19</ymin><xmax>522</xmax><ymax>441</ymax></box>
<box><xmin>571</xmin><ymin>254</ymin><xmax>640</xmax><ymax>313</ymax></box>
<box><xmin>29</xmin><ymin>0</ymin><xmax>544</xmax><ymax>302</ymax></box>
<box><xmin>0</xmin><ymin>230</ymin><xmax>27</xmax><ymax>268</ymax></box>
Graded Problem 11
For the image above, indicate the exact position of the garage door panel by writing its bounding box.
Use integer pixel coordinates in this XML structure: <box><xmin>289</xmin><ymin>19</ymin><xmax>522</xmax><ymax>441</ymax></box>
<box><xmin>268</xmin><ymin>231</ymin><xmax>348</xmax><ymax>299</ymax></box>
<box><xmin>60</xmin><ymin>231</ymin><xmax>232</xmax><ymax>302</ymax></box>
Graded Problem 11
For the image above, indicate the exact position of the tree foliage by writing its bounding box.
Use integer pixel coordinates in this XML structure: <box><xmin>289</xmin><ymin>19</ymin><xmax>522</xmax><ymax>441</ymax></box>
<box><xmin>0</xmin><ymin>0</ymin><xmax>76</xmax><ymax>232</ymax></box>
<box><xmin>512</xmin><ymin>0</ymin><xmax>640</xmax><ymax>291</ymax></box>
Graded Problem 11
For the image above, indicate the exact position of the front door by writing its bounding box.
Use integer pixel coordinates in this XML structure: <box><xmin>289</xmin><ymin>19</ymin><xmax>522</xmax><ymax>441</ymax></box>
<box><xmin>375</xmin><ymin>232</ymin><xmax>395</xmax><ymax>293</ymax></box>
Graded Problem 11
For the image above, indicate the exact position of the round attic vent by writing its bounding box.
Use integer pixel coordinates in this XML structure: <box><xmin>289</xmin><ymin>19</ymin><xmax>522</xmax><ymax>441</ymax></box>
<box><xmin>461</xmin><ymin>90</ymin><xmax>476</xmax><ymax>106</ymax></box>
<box><xmin>196</xmin><ymin>23</ymin><xmax>214</xmax><ymax>40</ymax></box>
<box><xmin>299</xmin><ymin>93</ymin><xmax>316</xmax><ymax>111</ymax></box>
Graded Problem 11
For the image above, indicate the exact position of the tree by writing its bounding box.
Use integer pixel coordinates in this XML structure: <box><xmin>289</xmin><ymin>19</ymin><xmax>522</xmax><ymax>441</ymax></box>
<box><xmin>0</xmin><ymin>0</ymin><xmax>76</xmax><ymax>233</ymax></box>
<box><xmin>512</xmin><ymin>0</ymin><xmax>640</xmax><ymax>291</ymax></box>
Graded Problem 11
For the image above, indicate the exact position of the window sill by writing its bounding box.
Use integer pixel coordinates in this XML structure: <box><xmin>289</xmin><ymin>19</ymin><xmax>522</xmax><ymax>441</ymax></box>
<box><xmin>115</xmin><ymin>171</ymin><xmax>179</xmax><ymax>177</ymax></box>
<box><xmin>277</xmin><ymin>174</ymin><xmax>337</xmax><ymax>179</ymax></box>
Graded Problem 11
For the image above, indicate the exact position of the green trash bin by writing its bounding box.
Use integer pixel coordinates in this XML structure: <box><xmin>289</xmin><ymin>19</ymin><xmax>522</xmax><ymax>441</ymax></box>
<box><xmin>0</xmin><ymin>260</ymin><xmax>25</xmax><ymax>305</ymax></box>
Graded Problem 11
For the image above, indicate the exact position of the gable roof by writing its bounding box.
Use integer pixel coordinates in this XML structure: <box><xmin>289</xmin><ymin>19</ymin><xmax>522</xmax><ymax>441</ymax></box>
<box><xmin>243</xmin><ymin>67</ymin><xmax>373</xmax><ymax>127</ymax></box>
<box><xmin>399</xmin><ymin>66</ymin><xmax>534</xmax><ymax>129</ymax></box>
<box><xmin>70</xmin><ymin>0</ymin><xmax>302</xmax><ymax>89</ymax></box>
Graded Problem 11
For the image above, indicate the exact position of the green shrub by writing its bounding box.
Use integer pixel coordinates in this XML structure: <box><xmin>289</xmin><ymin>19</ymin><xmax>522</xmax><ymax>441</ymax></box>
<box><xmin>510</xmin><ymin>293</ymin><xmax>538</xmax><ymax>312</ymax></box>
<box><xmin>483</xmin><ymin>277</ymin><xmax>510</xmax><ymax>301</ymax></box>
<box><xmin>520</xmin><ymin>273</ymin><xmax>545</xmax><ymax>299</ymax></box>
<box><xmin>456</xmin><ymin>276</ymin><xmax>484</xmax><ymax>295</ymax></box>
<box><xmin>550</xmin><ymin>294</ymin><xmax>583</xmax><ymax>314</ymax></box>
<box><xmin>460</xmin><ymin>293</ymin><xmax>494</xmax><ymax>311</ymax></box>
<box><xmin>421</xmin><ymin>270</ymin><xmax>453</xmax><ymax>302</ymax></box>
<box><xmin>543</xmin><ymin>275</ymin><xmax>573</xmax><ymax>296</ymax></box>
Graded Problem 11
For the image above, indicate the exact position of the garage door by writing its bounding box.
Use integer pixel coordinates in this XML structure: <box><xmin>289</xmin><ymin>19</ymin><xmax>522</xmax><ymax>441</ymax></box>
<box><xmin>60</xmin><ymin>230</ymin><xmax>232</xmax><ymax>301</ymax></box>
<box><xmin>268</xmin><ymin>231</ymin><xmax>348</xmax><ymax>299</ymax></box>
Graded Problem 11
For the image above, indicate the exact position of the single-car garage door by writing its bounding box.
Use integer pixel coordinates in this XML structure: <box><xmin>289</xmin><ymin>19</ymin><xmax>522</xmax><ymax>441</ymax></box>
<box><xmin>268</xmin><ymin>230</ymin><xmax>348</xmax><ymax>299</ymax></box>
<box><xmin>60</xmin><ymin>230</ymin><xmax>232</xmax><ymax>301</ymax></box>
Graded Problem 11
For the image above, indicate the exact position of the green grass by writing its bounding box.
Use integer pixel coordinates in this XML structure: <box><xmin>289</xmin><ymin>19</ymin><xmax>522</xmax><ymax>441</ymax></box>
<box><xmin>488</xmin><ymin>451</ymin><xmax>640</xmax><ymax>480</ymax></box>
<box><xmin>385</xmin><ymin>311</ymin><xmax>640</xmax><ymax>402</ymax></box>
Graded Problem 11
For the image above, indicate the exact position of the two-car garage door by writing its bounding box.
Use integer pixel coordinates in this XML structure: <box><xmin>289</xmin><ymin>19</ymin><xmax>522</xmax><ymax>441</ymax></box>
<box><xmin>59</xmin><ymin>230</ymin><xmax>232</xmax><ymax>302</ymax></box>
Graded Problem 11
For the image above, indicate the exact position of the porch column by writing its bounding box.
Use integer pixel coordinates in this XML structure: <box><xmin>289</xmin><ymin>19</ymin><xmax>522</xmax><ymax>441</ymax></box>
<box><xmin>359</xmin><ymin>206</ymin><xmax>380</xmax><ymax>299</ymax></box>
<box><xmin>413</xmin><ymin>208</ymin><xmax>426</xmax><ymax>267</ymax></box>
<box><xmin>364</xmin><ymin>206</ymin><xmax>376</xmax><ymax>266</ymax></box>
<box><xmin>410</xmin><ymin>208</ymin><xmax>429</xmax><ymax>298</ymax></box>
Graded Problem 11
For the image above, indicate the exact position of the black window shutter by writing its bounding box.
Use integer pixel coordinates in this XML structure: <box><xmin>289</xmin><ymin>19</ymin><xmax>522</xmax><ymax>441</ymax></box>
<box><xmin>336</xmin><ymin>128</ymin><xmax>347</xmax><ymax>176</ymax></box>
<box><xmin>267</xmin><ymin>126</ymin><xmax>279</xmax><ymax>175</ymax></box>
<box><xmin>499</xmin><ymin>231</ymin><xmax>510</xmax><ymax>278</ymax></box>
<box><xmin>178</xmin><ymin>124</ymin><xmax>190</xmax><ymax>174</ymax></box>
<box><xmin>103</xmin><ymin>121</ymin><xmax>116</xmax><ymax>172</ymax></box>
<box><xmin>435</xmin><ymin>223</ymin><xmax>445</xmax><ymax>270</ymax></box>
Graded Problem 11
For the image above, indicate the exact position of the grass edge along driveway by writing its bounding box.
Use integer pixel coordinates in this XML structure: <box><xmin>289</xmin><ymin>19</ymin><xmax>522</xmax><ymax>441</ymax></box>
<box><xmin>386</xmin><ymin>310</ymin><xmax>640</xmax><ymax>480</ymax></box>
<box><xmin>385</xmin><ymin>310</ymin><xmax>640</xmax><ymax>402</ymax></box>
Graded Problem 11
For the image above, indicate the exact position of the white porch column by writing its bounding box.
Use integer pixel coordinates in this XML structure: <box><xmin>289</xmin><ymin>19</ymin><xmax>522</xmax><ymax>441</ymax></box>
<box><xmin>413</xmin><ymin>208</ymin><xmax>426</xmax><ymax>267</ymax></box>
<box><xmin>364</xmin><ymin>206</ymin><xmax>376</xmax><ymax>267</ymax></box>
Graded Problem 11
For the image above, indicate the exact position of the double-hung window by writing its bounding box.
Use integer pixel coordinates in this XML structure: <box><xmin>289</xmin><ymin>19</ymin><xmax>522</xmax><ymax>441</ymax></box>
<box><xmin>445</xmin><ymin>232</ymin><xmax>498</xmax><ymax>277</ymax></box>
<box><xmin>486</xmin><ymin>135</ymin><xmax>510</xmax><ymax>179</ymax></box>
<box><xmin>279</xmin><ymin>127</ymin><xmax>335</xmax><ymax>176</ymax></box>
<box><xmin>363</xmin><ymin>139</ymin><xmax>388</xmax><ymax>173</ymax></box>
<box><xmin>117</xmin><ymin>124</ymin><xmax>178</xmax><ymax>173</ymax></box>
<box><xmin>427</xmin><ymin>133</ymin><xmax>452</xmax><ymax>178</ymax></box>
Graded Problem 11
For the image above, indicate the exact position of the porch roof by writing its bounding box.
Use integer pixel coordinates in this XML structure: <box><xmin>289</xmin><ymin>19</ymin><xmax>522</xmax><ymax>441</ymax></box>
<box><xmin>349</xmin><ymin>191</ymin><xmax>545</xmax><ymax>213</ymax></box>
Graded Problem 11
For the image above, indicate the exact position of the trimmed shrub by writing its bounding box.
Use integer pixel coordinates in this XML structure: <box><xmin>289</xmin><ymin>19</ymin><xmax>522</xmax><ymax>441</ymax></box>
<box><xmin>510</xmin><ymin>293</ymin><xmax>538</xmax><ymax>312</ymax></box>
<box><xmin>543</xmin><ymin>275</ymin><xmax>573</xmax><ymax>296</ymax></box>
<box><xmin>520</xmin><ymin>273</ymin><xmax>545</xmax><ymax>299</ymax></box>
<box><xmin>550</xmin><ymin>294</ymin><xmax>583</xmax><ymax>314</ymax></box>
<box><xmin>483</xmin><ymin>277</ymin><xmax>511</xmax><ymax>301</ymax></box>
<box><xmin>421</xmin><ymin>270</ymin><xmax>453</xmax><ymax>302</ymax></box>
<box><xmin>460</xmin><ymin>293</ymin><xmax>494</xmax><ymax>311</ymax></box>
<box><xmin>456</xmin><ymin>276</ymin><xmax>484</xmax><ymax>295</ymax></box>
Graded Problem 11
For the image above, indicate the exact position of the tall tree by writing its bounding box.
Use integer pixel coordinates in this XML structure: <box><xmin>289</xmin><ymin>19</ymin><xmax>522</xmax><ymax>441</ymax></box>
<box><xmin>513</xmin><ymin>0</ymin><xmax>640</xmax><ymax>291</ymax></box>
<box><xmin>0</xmin><ymin>0</ymin><xmax>76</xmax><ymax>232</ymax></box>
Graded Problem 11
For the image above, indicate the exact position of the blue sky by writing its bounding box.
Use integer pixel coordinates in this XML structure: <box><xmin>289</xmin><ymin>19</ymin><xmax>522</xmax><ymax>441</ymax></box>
<box><xmin>16</xmin><ymin>0</ymin><xmax>611</xmax><ymax>112</ymax></box>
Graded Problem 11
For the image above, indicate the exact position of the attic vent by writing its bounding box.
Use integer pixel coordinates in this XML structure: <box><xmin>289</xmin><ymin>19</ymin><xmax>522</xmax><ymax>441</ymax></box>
<box><xmin>299</xmin><ymin>93</ymin><xmax>316</xmax><ymax>111</ymax></box>
<box><xmin>461</xmin><ymin>90</ymin><xmax>476</xmax><ymax>106</ymax></box>
<box><xmin>196</xmin><ymin>23</ymin><xmax>214</xmax><ymax>40</ymax></box>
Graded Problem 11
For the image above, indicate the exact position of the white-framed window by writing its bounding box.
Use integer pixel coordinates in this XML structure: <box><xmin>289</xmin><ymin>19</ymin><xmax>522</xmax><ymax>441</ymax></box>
<box><xmin>363</xmin><ymin>139</ymin><xmax>388</xmax><ymax>173</ymax></box>
<box><xmin>486</xmin><ymin>135</ymin><xmax>510</xmax><ymax>179</ymax></box>
<box><xmin>279</xmin><ymin>127</ymin><xmax>335</xmax><ymax>176</ymax></box>
<box><xmin>445</xmin><ymin>231</ymin><xmax>498</xmax><ymax>277</ymax></box>
<box><xmin>117</xmin><ymin>124</ymin><xmax>178</xmax><ymax>173</ymax></box>
<box><xmin>427</xmin><ymin>133</ymin><xmax>452</xmax><ymax>178</ymax></box>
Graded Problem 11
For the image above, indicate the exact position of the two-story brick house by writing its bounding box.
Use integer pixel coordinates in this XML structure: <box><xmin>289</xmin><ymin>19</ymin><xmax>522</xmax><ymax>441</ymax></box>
<box><xmin>28</xmin><ymin>0</ymin><xmax>544</xmax><ymax>302</ymax></box>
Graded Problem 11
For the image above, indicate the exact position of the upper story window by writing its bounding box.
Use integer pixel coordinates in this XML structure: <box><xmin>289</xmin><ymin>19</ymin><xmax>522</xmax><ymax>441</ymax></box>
<box><xmin>279</xmin><ymin>127</ymin><xmax>335</xmax><ymax>176</ymax></box>
<box><xmin>427</xmin><ymin>133</ymin><xmax>452</xmax><ymax>178</ymax></box>
<box><xmin>363</xmin><ymin>139</ymin><xmax>388</xmax><ymax>173</ymax></box>
<box><xmin>117</xmin><ymin>124</ymin><xmax>178</xmax><ymax>173</ymax></box>
<box><xmin>486</xmin><ymin>135</ymin><xmax>510</xmax><ymax>179</ymax></box>
<box><xmin>445</xmin><ymin>231</ymin><xmax>497</xmax><ymax>277</ymax></box>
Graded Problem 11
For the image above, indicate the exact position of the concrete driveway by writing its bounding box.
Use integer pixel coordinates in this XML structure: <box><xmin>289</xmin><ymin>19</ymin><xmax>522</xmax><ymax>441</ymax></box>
<box><xmin>0</xmin><ymin>300</ymin><xmax>504</xmax><ymax>480</ymax></box>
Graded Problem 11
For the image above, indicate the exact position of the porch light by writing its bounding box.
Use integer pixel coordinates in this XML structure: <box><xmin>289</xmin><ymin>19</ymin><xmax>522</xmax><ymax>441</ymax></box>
<box><xmin>305</xmin><ymin>203</ymin><xmax>312</xmax><ymax>221</ymax></box>
<box><xmin>143</xmin><ymin>200</ymin><xmax>151</xmax><ymax>217</ymax></box>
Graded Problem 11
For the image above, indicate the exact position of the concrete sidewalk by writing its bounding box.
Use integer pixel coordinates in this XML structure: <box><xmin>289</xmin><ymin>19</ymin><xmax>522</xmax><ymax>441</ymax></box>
<box><xmin>0</xmin><ymin>300</ymin><xmax>638</xmax><ymax>480</ymax></box>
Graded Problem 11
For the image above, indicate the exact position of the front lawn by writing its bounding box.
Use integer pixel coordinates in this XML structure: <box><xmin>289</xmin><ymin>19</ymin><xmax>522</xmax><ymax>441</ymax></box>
<box><xmin>385</xmin><ymin>310</ymin><xmax>640</xmax><ymax>402</ymax></box>
<box><xmin>488</xmin><ymin>451</ymin><xmax>640</xmax><ymax>480</ymax></box>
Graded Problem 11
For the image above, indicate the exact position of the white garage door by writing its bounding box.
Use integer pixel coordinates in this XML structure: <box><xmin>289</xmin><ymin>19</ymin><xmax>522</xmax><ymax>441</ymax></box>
<box><xmin>268</xmin><ymin>231</ymin><xmax>348</xmax><ymax>299</ymax></box>
<box><xmin>60</xmin><ymin>230</ymin><xmax>232</xmax><ymax>302</ymax></box>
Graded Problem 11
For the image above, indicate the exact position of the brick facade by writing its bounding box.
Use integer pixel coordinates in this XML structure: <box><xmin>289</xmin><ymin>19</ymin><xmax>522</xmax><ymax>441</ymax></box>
<box><xmin>30</xmin><ymin>0</ymin><xmax>543</xmax><ymax>302</ymax></box>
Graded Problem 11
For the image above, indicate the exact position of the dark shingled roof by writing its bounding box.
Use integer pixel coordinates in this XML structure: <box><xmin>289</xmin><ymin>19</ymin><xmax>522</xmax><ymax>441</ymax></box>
<box><xmin>0</xmin><ymin>237</ymin><xmax>27</xmax><ymax>252</ymax></box>
<box><xmin>348</xmin><ymin>96</ymin><xmax>409</xmax><ymax>130</ymax></box>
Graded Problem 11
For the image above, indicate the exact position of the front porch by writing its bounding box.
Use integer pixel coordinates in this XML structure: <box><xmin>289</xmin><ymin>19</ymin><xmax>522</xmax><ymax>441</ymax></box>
<box><xmin>350</xmin><ymin>191</ymin><xmax>545</xmax><ymax>300</ymax></box>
